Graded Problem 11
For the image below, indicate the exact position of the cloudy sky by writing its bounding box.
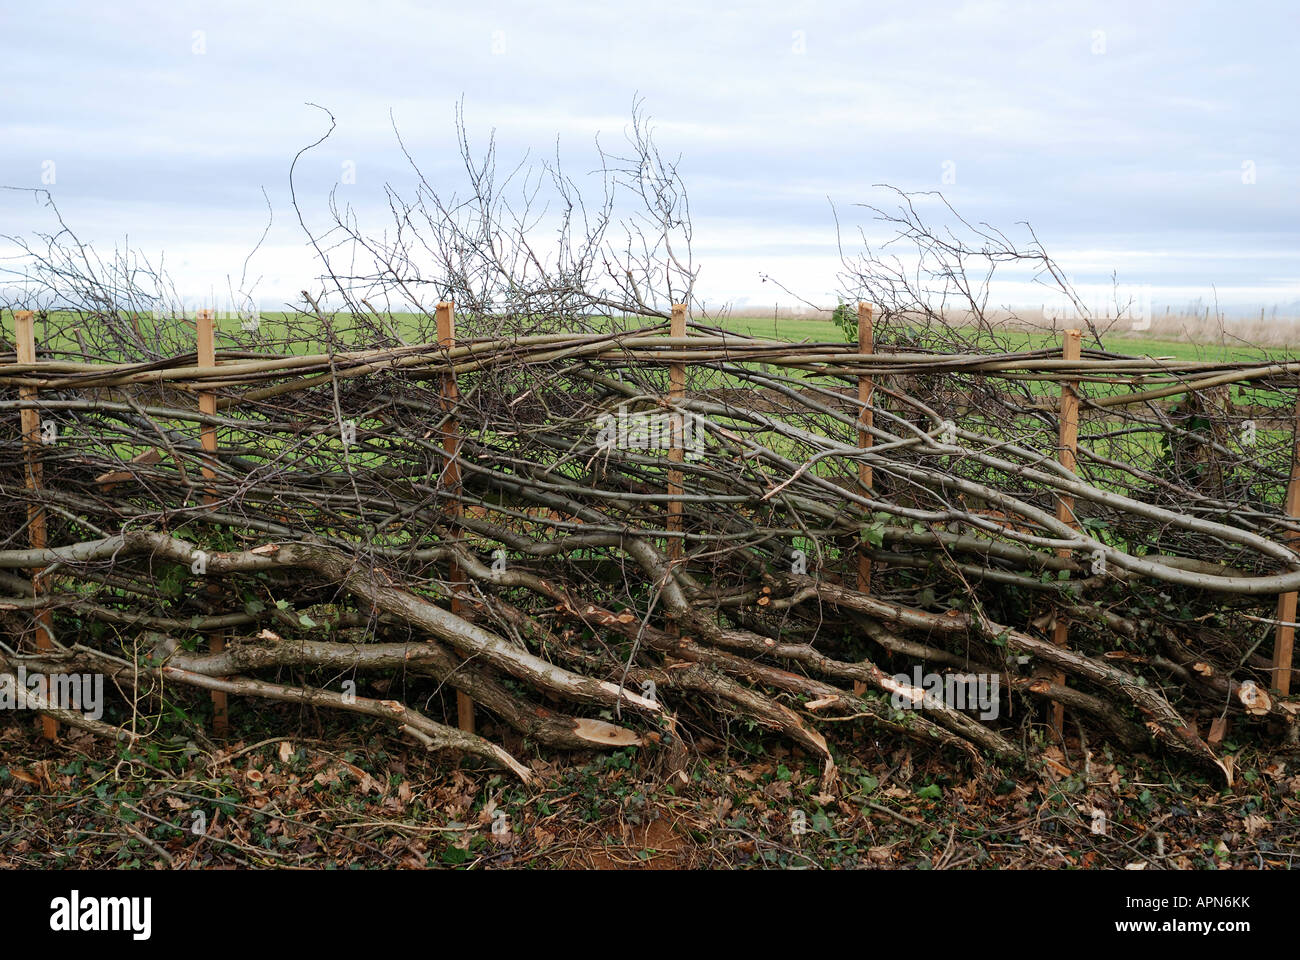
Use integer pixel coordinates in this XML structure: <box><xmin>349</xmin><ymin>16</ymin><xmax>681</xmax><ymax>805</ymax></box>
<box><xmin>2</xmin><ymin>0</ymin><xmax>1296</xmax><ymax>315</ymax></box>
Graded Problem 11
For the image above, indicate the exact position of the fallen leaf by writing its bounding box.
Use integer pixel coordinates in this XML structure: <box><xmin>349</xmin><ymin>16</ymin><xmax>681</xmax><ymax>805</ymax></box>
<box><xmin>1207</xmin><ymin>716</ymin><xmax>1228</xmax><ymax>747</ymax></box>
<box><xmin>1243</xmin><ymin>814</ymin><xmax>1268</xmax><ymax>835</ymax></box>
<box><xmin>9</xmin><ymin>767</ymin><xmax>41</xmax><ymax>786</ymax></box>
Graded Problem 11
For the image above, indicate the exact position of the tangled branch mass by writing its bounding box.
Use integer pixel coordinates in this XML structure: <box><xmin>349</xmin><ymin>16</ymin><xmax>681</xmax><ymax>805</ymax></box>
<box><xmin>2</xmin><ymin>122</ymin><xmax>1297</xmax><ymax>788</ymax></box>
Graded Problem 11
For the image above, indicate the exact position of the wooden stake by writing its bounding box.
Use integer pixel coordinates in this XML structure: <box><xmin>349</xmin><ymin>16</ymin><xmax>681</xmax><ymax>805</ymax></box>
<box><xmin>667</xmin><ymin>304</ymin><xmax>687</xmax><ymax>566</ymax></box>
<box><xmin>196</xmin><ymin>309</ymin><xmax>228</xmax><ymax>736</ymax></box>
<box><xmin>1051</xmin><ymin>329</ymin><xmax>1082</xmax><ymax>737</ymax></box>
<box><xmin>14</xmin><ymin>310</ymin><xmax>56</xmax><ymax>741</ymax></box>
<box><xmin>857</xmin><ymin>303</ymin><xmax>875</xmax><ymax>595</ymax></box>
<box><xmin>437</xmin><ymin>301</ymin><xmax>474</xmax><ymax>734</ymax></box>
<box><xmin>1272</xmin><ymin>387</ymin><xmax>1300</xmax><ymax>695</ymax></box>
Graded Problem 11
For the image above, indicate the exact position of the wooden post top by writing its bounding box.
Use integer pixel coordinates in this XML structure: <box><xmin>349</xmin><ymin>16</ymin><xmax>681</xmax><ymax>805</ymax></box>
<box><xmin>436</xmin><ymin>302</ymin><xmax>454</xmax><ymax>345</ymax></box>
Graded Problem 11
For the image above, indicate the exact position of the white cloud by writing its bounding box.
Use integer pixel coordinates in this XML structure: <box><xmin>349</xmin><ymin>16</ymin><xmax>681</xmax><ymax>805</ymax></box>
<box><xmin>0</xmin><ymin>0</ymin><xmax>1295</xmax><ymax>314</ymax></box>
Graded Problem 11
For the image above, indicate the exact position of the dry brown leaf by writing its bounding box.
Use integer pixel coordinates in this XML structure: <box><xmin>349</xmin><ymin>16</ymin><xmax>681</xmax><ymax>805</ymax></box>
<box><xmin>9</xmin><ymin>767</ymin><xmax>42</xmax><ymax>786</ymax></box>
<box><xmin>1042</xmin><ymin>756</ymin><xmax>1072</xmax><ymax>777</ymax></box>
<box><xmin>1207</xmin><ymin>716</ymin><xmax>1228</xmax><ymax>747</ymax></box>
<box><xmin>1243</xmin><ymin>814</ymin><xmax>1269</xmax><ymax>835</ymax></box>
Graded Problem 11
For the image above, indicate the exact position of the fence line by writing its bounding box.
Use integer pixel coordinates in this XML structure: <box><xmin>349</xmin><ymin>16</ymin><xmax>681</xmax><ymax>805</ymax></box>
<box><xmin>3</xmin><ymin>309</ymin><xmax>1297</xmax><ymax>739</ymax></box>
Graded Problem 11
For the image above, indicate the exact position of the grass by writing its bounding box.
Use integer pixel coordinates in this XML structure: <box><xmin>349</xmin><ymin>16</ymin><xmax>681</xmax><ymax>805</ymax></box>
<box><xmin>8</xmin><ymin>308</ymin><xmax>1295</xmax><ymax>365</ymax></box>
<box><xmin>720</xmin><ymin>314</ymin><xmax>1288</xmax><ymax>363</ymax></box>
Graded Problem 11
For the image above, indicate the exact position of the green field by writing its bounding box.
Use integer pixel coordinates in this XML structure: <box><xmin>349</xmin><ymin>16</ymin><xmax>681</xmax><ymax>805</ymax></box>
<box><xmin>8</xmin><ymin>309</ymin><xmax>1293</xmax><ymax>367</ymax></box>
<box><xmin>718</xmin><ymin>315</ymin><xmax>1288</xmax><ymax>363</ymax></box>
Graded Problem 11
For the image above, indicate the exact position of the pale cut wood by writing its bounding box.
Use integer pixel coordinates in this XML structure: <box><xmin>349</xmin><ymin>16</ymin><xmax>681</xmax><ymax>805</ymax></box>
<box><xmin>572</xmin><ymin>718</ymin><xmax>644</xmax><ymax>746</ymax></box>
<box><xmin>14</xmin><ymin>310</ymin><xmax>56</xmax><ymax>740</ymax></box>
